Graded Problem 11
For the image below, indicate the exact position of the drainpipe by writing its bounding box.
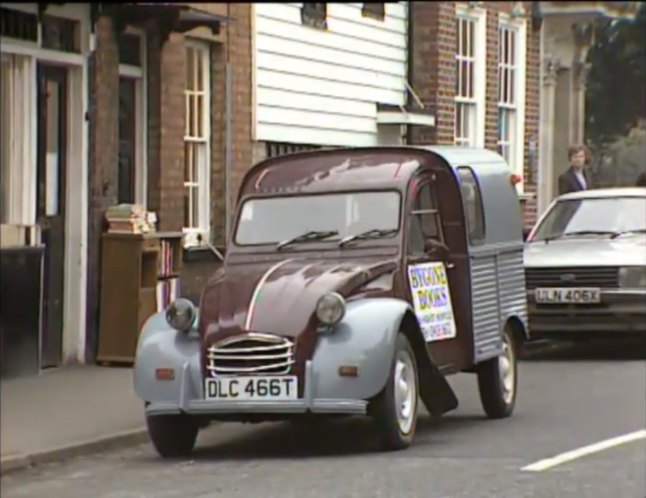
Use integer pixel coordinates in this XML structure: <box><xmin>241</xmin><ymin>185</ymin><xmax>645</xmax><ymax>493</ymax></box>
<box><xmin>405</xmin><ymin>1</ymin><xmax>413</xmax><ymax>145</ymax></box>
<box><xmin>224</xmin><ymin>3</ymin><xmax>233</xmax><ymax>243</ymax></box>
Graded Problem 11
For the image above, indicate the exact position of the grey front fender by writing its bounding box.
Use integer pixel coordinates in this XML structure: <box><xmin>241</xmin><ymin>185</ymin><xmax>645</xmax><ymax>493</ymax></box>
<box><xmin>133</xmin><ymin>312</ymin><xmax>203</xmax><ymax>404</ymax></box>
<box><xmin>311</xmin><ymin>297</ymin><xmax>412</xmax><ymax>401</ymax></box>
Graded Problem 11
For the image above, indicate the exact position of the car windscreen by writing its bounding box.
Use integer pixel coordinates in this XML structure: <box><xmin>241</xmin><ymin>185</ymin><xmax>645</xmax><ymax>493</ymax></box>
<box><xmin>235</xmin><ymin>191</ymin><xmax>401</xmax><ymax>246</ymax></box>
<box><xmin>530</xmin><ymin>197</ymin><xmax>646</xmax><ymax>241</ymax></box>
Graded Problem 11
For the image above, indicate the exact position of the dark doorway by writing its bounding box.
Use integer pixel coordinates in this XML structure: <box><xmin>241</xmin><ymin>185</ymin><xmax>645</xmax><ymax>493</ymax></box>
<box><xmin>118</xmin><ymin>76</ymin><xmax>136</xmax><ymax>204</ymax></box>
<box><xmin>36</xmin><ymin>63</ymin><xmax>67</xmax><ymax>368</ymax></box>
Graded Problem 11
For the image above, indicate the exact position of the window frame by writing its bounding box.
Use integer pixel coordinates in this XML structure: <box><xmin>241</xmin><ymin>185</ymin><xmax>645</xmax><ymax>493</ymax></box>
<box><xmin>0</xmin><ymin>53</ymin><xmax>12</xmax><ymax>224</ymax></box>
<box><xmin>0</xmin><ymin>52</ymin><xmax>36</xmax><ymax>226</ymax></box>
<box><xmin>362</xmin><ymin>3</ymin><xmax>385</xmax><ymax>21</ymax></box>
<box><xmin>498</xmin><ymin>12</ymin><xmax>527</xmax><ymax>194</ymax></box>
<box><xmin>117</xmin><ymin>26</ymin><xmax>147</xmax><ymax>208</ymax></box>
<box><xmin>183</xmin><ymin>39</ymin><xmax>212</xmax><ymax>248</ymax></box>
<box><xmin>301</xmin><ymin>3</ymin><xmax>328</xmax><ymax>30</ymax></box>
<box><xmin>454</xmin><ymin>4</ymin><xmax>486</xmax><ymax>148</ymax></box>
<box><xmin>457</xmin><ymin>166</ymin><xmax>486</xmax><ymax>245</ymax></box>
<box><xmin>408</xmin><ymin>182</ymin><xmax>445</xmax><ymax>255</ymax></box>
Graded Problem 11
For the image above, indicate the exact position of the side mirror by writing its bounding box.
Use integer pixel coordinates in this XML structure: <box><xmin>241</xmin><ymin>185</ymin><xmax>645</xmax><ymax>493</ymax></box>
<box><xmin>424</xmin><ymin>238</ymin><xmax>450</xmax><ymax>259</ymax></box>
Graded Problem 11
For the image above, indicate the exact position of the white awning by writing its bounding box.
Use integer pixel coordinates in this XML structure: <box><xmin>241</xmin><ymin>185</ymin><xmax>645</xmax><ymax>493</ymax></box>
<box><xmin>376</xmin><ymin>107</ymin><xmax>436</xmax><ymax>128</ymax></box>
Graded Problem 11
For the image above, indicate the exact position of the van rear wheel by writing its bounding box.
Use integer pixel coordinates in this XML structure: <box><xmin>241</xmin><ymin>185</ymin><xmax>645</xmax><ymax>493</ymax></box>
<box><xmin>476</xmin><ymin>325</ymin><xmax>518</xmax><ymax>419</ymax></box>
<box><xmin>146</xmin><ymin>413</ymin><xmax>199</xmax><ymax>458</ymax></box>
<box><xmin>370</xmin><ymin>333</ymin><xmax>419</xmax><ymax>451</ymax></box>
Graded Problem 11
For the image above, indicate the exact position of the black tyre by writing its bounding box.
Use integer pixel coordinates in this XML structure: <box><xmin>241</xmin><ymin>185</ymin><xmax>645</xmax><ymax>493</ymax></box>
<box><xmin>370</xmin><ymin>333</ymin><xmax>419</xmax><ymax>451</ymax></box>
<box><xmin>477</xmin><ymin>325</ymin><xmax>518</xmax><ymax>419</ymax></box>
<box><xmin>146</xmin><ymin>413</ymin><xmax>199</xmax><ymax>458</ymax></box>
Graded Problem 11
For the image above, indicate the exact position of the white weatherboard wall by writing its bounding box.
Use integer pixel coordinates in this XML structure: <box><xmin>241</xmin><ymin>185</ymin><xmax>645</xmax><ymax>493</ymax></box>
<box><xmin>254</xmin><ymin>3</ymin><xmax>408</xmax><ymax>147</ymax></box>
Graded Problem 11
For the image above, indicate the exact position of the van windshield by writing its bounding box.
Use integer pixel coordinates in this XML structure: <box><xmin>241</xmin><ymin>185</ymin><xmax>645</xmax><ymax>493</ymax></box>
<box><xmin>235</xmin><ymin>191</ymin><xmax>401</xmax><ymax>246</ymax></box>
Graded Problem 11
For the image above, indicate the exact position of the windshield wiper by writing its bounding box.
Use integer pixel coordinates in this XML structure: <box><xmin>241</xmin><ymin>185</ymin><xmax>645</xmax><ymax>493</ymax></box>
<box><xmin>276</xmin><ymin>230</ymin><xmax>339</xmax><ymax>250</ymax></box>
<box><xmin>338</xmin><ymin>228</ymin><xmax>398</xmax><ymax>247</ymax></box>
<box><xmin>562</xmin><ymin>230</ymin><xmax>620</xmax><ymax>238</ymax></box>
<box><xmin>536</xmin><ymin>230</ymin><xmax>618</xmax><ymax>243</ymax></box>
<box><xmin>610</xmin><ymin>229</ymin><xmax>646</xmax><ymax>239</ymax></box>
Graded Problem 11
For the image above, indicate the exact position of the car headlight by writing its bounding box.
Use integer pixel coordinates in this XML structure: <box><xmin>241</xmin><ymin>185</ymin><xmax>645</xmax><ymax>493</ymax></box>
<box><xmin>316</xmin><ymin>292</ymin><xmax>346</xmax><ymax>326</ymax></box>
<box><xmin>165</xmin><ymin>298</ymin><xmax>197</xmax><ymax>332</ymax></box>
<box><xmin>618</xmin><ymin>267</ymin><xmax>646</xmax><ymax>288</ymax></box>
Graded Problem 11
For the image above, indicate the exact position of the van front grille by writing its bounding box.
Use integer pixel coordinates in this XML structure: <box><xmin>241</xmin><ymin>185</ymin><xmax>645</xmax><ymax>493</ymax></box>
<box><xmin>206</xmin><ymin>333</ymin><xmax>295</xmax><ymax>377</ymax></box>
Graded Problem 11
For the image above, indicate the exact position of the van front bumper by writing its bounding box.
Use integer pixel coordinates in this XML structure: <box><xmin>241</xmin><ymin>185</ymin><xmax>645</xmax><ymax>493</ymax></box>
<box><xmin>527</xmin><ymin>289</ymin><xmax>646</xmax><ymax>339</ymax></box>
<box><xmin>144</xmin><ymin>361</ymin><xmax>368</xmax><ymax>417</ymax></box>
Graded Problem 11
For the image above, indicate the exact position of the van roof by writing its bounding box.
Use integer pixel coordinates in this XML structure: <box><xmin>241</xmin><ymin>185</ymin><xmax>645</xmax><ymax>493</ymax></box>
<box><xmin>239</xmin><ymin>146</ymin><xmax>510</xmax><ymax>198</ymax></box>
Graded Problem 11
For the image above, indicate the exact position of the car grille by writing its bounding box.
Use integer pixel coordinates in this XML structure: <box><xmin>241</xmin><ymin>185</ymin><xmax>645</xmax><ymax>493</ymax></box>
<box><xmin>525</xmin><ymin>266</ymin><xmax>618</xmax><ymax>289</ymax></box>
<box><xmin>206</xmin><ymin>333</ymin><xmax>295</xmax><ymax>377</ymax></box>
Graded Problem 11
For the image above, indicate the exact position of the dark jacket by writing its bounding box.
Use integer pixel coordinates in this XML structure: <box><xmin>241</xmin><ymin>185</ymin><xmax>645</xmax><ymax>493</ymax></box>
<box><xmin>558</xmin><ymin>167</ymin><xmax>592</xmax><ymax>195</ymax></box>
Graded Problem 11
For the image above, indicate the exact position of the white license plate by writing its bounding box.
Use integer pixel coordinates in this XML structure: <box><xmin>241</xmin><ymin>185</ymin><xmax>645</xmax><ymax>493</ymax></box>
<box><xmin>534</xmin><ymin>287</ymin><xmax>601</xmax><ymax>304</ymax></box>
<box><xmin>204</xmin><ymin>376</ymin><xmax>298</xmax><ymax>401</ymax></box>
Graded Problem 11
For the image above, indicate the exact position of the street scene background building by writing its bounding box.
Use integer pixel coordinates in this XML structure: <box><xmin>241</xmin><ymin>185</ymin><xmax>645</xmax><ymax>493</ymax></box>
<box><xmin>0</xmin><ymin>1</ymin><xmax>641</xmax><ymax>373</ymax></box>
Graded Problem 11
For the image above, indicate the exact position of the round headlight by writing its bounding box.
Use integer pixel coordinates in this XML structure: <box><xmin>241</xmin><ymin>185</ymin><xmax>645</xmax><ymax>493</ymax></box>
<box><xmin>316</xmin><ymin>292</ymin><xmax>346</xmax><ymax>325</ymax></box>
<box><xmin>165</xmin><ymin>298</ymin><xmax>197</xmax><ymax>332</ymax></box>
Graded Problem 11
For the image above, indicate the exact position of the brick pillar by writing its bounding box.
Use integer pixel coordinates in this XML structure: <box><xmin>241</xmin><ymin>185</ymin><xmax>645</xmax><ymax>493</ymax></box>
<box><xmin>147</xmin><ymin>29</ymin><xmax>186</xmax><ymax>232</ymax></box>
<box><xmin>408</xmin><ymin>1</ymin><xmax>457</xmax><ymax>145</ymax></box>
<box><xmin>86</xmin><ymin>15</ymin><xmax>119</xmax><ymax>361</ymax></box>
<box><xmin>228</xmin><ymin>3</ymin><xmax>253</xmax><ymax>226</ymax></box>
<box><xmin>522</xmin><ymin>12</ymin><xmax>541</xmax><ymax>227</ymax></box>
<box><xmin>210</xmin><ymin>42</ymin><xmax>227</xmax><ymax>246</ymax></box>
<box><xmin>484</xmin><ymin>2</ymin><xmax>502</xmax><ymax>151</ymax></box>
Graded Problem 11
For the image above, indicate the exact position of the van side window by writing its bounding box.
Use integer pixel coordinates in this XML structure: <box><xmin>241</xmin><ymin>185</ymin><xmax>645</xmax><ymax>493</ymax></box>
<box><xmin>408</xmin><ymin>183</ymin><xmax>443</xmax><ymax>254</ymax></box>
<box><xmin>457</xmin><ymin>167</ymin><xmax>485</xmax><ymax>244</ymax></box>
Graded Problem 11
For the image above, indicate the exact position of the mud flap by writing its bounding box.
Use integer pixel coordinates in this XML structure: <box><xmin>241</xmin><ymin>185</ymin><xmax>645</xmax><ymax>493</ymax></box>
<box><xmin>419</xmin><ymin>361</ymin><xmax>459</xmax><ymax>418</ymax></box>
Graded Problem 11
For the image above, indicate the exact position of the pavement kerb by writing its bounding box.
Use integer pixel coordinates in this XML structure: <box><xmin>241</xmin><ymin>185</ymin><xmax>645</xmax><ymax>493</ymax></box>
<box><xmin>0</xmin><ymin>427</ymin><xmax>149</xmax><ymax>476</ymax></box>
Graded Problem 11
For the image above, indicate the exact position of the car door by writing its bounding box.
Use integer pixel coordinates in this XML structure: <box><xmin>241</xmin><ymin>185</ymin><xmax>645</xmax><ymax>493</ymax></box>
<box><xmin>403</xmin><ymin>176</ymin><xmax>462</xmax><ymax>370</ymax></box>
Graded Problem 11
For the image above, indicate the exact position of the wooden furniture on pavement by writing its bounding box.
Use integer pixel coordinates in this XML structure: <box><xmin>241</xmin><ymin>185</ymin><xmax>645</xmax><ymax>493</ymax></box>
<box><xmin>97</xmin><ymin>231</ymin><xmax>182</xmax><ymax>365</ymax></box>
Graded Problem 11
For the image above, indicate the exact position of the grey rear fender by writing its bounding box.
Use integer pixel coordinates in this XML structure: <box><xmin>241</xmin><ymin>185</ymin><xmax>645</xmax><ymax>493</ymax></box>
<box><xmin>133</xmin><ymin>311</ymin><xmax>203</xmax><ymax>404</ymax></box>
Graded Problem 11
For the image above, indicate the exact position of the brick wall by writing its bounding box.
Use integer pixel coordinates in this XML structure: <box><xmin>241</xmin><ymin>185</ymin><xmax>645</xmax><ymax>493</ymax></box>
<box><xmin>409</xmin><ymin>1</ymin><xmax>540</xmax><ymax>228</ymax></box>
<box><xmin>227</xmin><ymin>4</ymin><xmax>254</xmax><ymax>231</ymax></box>
<box><xmin>522</xmin><ymin>4</ymin><xmax>541</xmax><ymax>227</ymax></box>
<box><xmin>146</xmin><ymin>29</ymin><xmax>186</xmax><ymax>232</ymax></box>
<box><xmin>181</xmin><ymin>4</ymin><xmax>253</xmax><ymax>300</ymax></box>
<box><xmin>86</xmin><ymin>6</ymin><xmax>254</xmax><ymax>359</ymax></box>
<box><xmin>208</xmin><ymin>3</ymin><xmax>253</xmax><ymax>247</ymax></box>
<box><xmin>409</xmin><ymin>1</ymin><xmax>457</xmax><ymax>145</ymax></box>
<box><xmin>86</xmin><ymin>15</ymin><xmax>119</xmax><ymax>361</ymax></box>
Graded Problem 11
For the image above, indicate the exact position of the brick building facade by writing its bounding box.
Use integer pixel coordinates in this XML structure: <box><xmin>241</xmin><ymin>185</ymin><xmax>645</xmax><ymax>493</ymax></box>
<box><xmin>408</xmin><ymin>1</ymin><xmax>540</xmax><ymax>227</ymax></box>
<box><xmin>85</xmin><ymin>4</ymin><xmax>252</xmax><ymax>361</ymax></box>
<box><xmin>45</xmin><ymin>2</ymin><xmax>543</xmax><ymax>363</ymax></box>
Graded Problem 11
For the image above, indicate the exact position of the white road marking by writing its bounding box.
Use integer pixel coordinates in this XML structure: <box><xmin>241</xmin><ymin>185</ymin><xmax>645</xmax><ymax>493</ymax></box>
<box><xmin>522</xmin><ymin>429</ymin><xmax>646</xmax><ymax>472</ymax></box>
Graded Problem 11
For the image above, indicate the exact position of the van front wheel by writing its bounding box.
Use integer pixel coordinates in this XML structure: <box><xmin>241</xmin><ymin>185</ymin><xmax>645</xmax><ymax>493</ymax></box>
<box><xmin>370</xmin><ymin>333</ymin><xmax>419</xmax><ymax>451</ymax></box>
<box><xmin>476</xmin><ymin>325</ymin><xmax>518</xmax><ymax>419</ymax></box>
<box><xmin>146</xmin><ymin>413</ymin><xmax>199</xmax><ymax>458</ymax></box>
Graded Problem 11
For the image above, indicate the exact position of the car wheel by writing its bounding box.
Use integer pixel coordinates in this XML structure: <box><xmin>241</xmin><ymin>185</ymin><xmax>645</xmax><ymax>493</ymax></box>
<box><xmin>370</xmin><ymin>333</ymin><xmax>419</xmax><ymax>451</ymax></box>
<box><xmin>476</xmin><ymin>324</ymin><xmax>518</xmax><ymax>419</ymax></box>
<box><xmin>146</xmin><ymin>413</ymin><xmax>199</xmax><ymax>458</ymax></box>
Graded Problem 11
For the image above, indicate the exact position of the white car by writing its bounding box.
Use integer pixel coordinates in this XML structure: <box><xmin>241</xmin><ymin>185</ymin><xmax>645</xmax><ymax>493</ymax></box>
<box><xmin>524</xmin><ymin>188</ymin><xmax>646</xmax><ymax>341</ymax></box>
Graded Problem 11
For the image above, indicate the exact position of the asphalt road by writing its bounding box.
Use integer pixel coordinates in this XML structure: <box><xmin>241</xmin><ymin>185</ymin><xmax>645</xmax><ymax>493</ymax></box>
<box><xmin>2</xmin><ymin>341</ymin><xmax>645</xmax><ymax>498</ymax></box>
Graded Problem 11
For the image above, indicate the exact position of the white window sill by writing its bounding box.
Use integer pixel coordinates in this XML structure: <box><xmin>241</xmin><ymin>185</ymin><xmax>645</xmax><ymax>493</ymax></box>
<box><xmin>182</xmin><ymin>229</ymin><xmax>210</xmax><ymax>249</ymax></box>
